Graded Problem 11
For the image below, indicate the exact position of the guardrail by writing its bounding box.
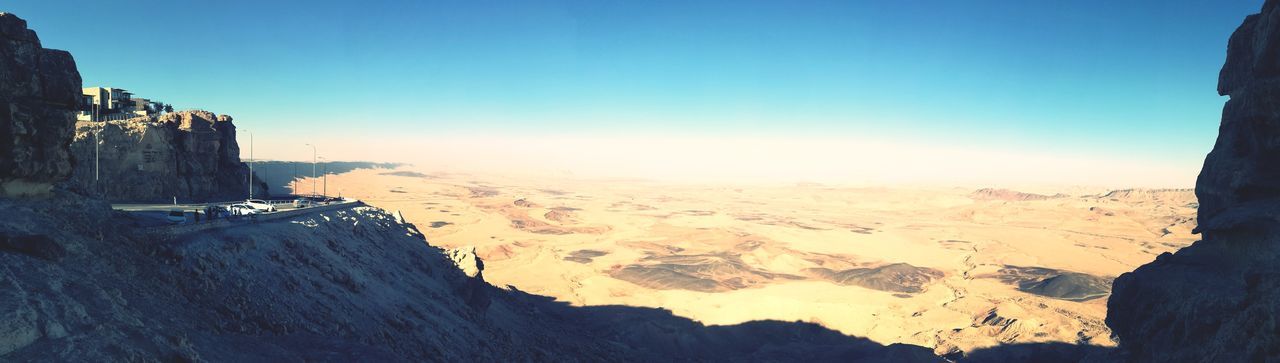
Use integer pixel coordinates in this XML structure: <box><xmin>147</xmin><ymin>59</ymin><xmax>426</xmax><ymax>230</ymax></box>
<box><xmin>134</xmin><ymin>200</ymin><xmax>364</xmax><ymax>241</ymax></box>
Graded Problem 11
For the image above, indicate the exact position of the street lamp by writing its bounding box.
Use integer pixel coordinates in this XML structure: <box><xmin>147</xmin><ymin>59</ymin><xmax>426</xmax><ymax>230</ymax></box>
<box><xmin>319</xmin><ymin>156</ymin><xmax>328</xmax><ymax>198</ymax></box>
<box><xmin>305</xmin><ymin>143</ymin><xmax>317</xmax><ymax>198</ymax></box>
<box><xmin>246</xmin><ymin>130</ymin><xmax>254</xmax><ymax>199</ymax></box>
<box><xmin>94</xmin><ymin>121</ymin><xmax>100</xmax><ymax>183</ymax></box>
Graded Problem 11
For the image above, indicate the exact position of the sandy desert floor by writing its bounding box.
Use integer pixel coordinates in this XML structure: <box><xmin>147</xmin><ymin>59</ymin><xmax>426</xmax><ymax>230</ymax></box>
<box><xmin>300</xmin><ymin>167</ymin><xmax>1197</xmax><ymax>355</ymax></box>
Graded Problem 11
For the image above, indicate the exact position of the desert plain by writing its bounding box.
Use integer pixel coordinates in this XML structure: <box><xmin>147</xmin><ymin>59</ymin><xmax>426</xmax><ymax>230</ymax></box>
<box><xmin>298</xmin><ymin>167</ymin><xmax>1197</xmax><ymax>355</ymax></box>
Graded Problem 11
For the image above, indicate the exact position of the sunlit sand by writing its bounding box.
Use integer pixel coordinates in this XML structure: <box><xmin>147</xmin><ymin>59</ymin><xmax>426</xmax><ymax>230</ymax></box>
<box><xmin>308</xmin><ymin>167</ymin><xmax>1196</xmax><ymax>355</ymax></box>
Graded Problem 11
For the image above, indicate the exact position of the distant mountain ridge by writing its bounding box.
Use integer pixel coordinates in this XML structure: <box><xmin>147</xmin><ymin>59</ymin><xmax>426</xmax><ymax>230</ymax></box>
<box><xmin>1096</xmin><ymin>188</ymin><xmax>1194</xmax><ymax>200</ymax></box>
<box><xmin>249</xmin><ymin>160</ymin><xmax>402</xmax><ymax>196</ymax></box>
<box><xmin>969</xmin><ymin>188</ymin><xmax>1067</xmax><ymax>201</ymax></box>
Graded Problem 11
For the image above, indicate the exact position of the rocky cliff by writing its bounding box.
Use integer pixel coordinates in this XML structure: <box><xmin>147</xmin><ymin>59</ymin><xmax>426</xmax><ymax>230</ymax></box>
<box><xmin>1106</xmin><ymin>1</ymin><xmax>1280</xmax><ymax>361</ymax></box>
<box><xmin>0</xmin><ymin>12</ymin><xmax>949</xmax><ymax>362</ymax></box>
<box><xmin>0</xmin><ymin>196</ymin><xmax>951</xmax><ymax>361</ymax></box>
<box><xmin>0</xmin><ymin>13</ymin><xmax>80</xmax><ymax>197</ymax></box>
<box><xmin>67</xmin><ymin>110</ymin><xmax>268</xmax><ymax>202</ymax></box>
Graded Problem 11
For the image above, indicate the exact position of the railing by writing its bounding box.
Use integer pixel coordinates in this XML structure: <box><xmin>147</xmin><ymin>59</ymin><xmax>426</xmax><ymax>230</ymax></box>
<box><xmin>134</xmin><ymin>200</ymin><xmax>364</xmax><ymax>241</ymax></box>
<box><xmin>80</xmin><ymin>112</ymin><xmax>152</xmax><ymax>122</ymax></box>
<box><xmin>100</xmin><ymin>113</ymin><xmax>144</xmax><ymax>122</ymax></box>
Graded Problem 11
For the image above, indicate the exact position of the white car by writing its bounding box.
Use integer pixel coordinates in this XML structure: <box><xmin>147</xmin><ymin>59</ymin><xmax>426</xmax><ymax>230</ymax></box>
<box><xmin>166</xmin><ymin>209</ymin><xmax>186</xmax><ymax>224</ymax></box>
<box><xmin>227</xmin><ymin>204</ymin><xmax>261</xmax><ymax>215</ymax></box>
<box><xmin>244</xmin><ymin>199</ymin><xmax>276</xmax><ymax>212</ymax></box>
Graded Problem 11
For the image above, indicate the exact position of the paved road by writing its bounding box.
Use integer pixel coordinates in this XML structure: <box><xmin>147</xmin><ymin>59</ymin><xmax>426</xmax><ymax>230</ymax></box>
<box><xmin>115</xmin><ymin>199</ymin><xmax>352</xmax><ymax>227</ymax></box>
<box><xmin>113</xmin><ymin>200</ymin><xmax>301</xmax><ymax>212</ymax></box>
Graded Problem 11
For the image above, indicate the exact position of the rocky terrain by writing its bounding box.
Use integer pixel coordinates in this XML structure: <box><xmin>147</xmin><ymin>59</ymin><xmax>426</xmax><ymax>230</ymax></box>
<box><xmin>0</xmin><ymin>13</ymin><xmax>79</xmax><ymax>197</ymax></box>
<box><xmin>67</xmin><ymin>110</ymin><xmax>268</xmax><ymax>202</ymax></box>
<box><xmin>4</xmin><ymin>194</ymin><xmax>960</xmax><ymax>361</ymax></box>
<box><xmin>1107</xmin><ymin>1</ymin><xmax>1280</xmax><ymax>360</ymax></box>
<box><xmin>323</xmin><ymin>168</ymin><xmax>1200</xmax><ymax>357</ymax></box>
<box><xmin>0</xmin><ymin>12</ymin><xmax>951</xmax><ymax>362</ymax></box>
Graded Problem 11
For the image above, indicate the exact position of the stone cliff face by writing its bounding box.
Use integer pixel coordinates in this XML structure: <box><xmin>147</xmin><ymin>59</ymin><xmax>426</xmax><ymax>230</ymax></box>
<box><xmin>67</xmin><ymin>110</ymin><xmax>267</xmax><ymax>202</ymax></box>
<box><xmin>1107</xmin><ymin>1</ymin><xmax>1280</xmax><ymax>361</ymax></box>
<box><xmin>0</xmin><ymin>13</ymin><xmax>81</xmax><ymax>197</ymax></box>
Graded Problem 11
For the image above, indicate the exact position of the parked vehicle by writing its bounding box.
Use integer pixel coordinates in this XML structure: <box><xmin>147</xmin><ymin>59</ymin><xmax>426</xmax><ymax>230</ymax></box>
<box><xmin>166</xmin><ymin>209</ymin><xmax>186</xmax><ymax>224</ymax></box>
<box><xmin>227</xmin><ymin>204</ymin><xmax>261</xmax><ymax>215</ymax></box>
<box><xmin>244</xmin><ymin>199</ymin><xmax>276</xmax><ymax>212</ymax></box>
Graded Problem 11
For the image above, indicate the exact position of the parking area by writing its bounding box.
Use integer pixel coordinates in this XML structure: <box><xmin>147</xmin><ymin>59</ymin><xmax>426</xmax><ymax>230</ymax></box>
<box><xmin>114</xmin><ymin>198</ymin><xmax>348</xmax><ymax>227</ymax></box>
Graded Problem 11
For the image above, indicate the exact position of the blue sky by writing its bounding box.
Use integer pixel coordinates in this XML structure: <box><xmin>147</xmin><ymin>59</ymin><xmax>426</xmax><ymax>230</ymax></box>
<box><xmin>3</xmin><ymin>1</ymin><xmax>1265</xmax><ymax>185</ymax></box>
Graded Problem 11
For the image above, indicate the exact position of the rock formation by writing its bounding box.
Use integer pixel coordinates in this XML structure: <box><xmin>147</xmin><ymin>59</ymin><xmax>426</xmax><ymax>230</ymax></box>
<box><xmin>0</xmin><ymin>13</ymin><xmax>81</xmax><ymax>197</ymax></box>
<box><xmin>969</xmin><ymin>188</ymin><xmax>1065</xmax><ymax>202</ymax></box>
<box><xmin>447</xmin><ymin>245</ymin><xmax>491</xmax><ymax>311</ymax></box>
<box><xmin>1107</xmin><ymin>1</ymin><xmax>1280</xmax><ymax>361</ymax></box>
<box><xmin>67</xmin><ymin>110</ymin><xmax>267</xmax><ymax>202</ymax></box>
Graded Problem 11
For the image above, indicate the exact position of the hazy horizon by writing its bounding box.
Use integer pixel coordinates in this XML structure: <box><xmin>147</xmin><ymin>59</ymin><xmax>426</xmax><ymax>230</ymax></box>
<box><xmin>263</xmin><ymin>133</ymin><xmax>1198</xmax><ymax>189</ymax></box>
<box><xmin>7</xmin><ymin>0</ymin><xmax>1259</xmax><ymax>187</ymax></box>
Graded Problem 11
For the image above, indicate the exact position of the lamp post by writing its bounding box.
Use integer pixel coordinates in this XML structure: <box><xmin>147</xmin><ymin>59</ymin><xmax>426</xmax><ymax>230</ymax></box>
<box><xmin>319</xmin><ymin>156</ymin><xmax>328</xmax><ymax>198</ymax></box>
<box><xmin>246</xmin><ymin>130</ymin><xmax>254</xmax><ymax>199</ymax></box>
<box><xmin>93</xmin><ymin>104</ymin><xmax>100</xmax><ymax>189</ymax></box>
<box><xmin>305</xmin><ymin>143</ymin><xmax>317</xmax><ymax>198</ymax></box>
<box><xmin>94</xmin><ymin>120</ymin><xmax>99</xmax><ymax>183</ymax></box>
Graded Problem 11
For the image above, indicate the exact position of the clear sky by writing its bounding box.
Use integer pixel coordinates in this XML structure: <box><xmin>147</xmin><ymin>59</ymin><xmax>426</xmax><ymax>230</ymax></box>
<box><xmin>4</xmin><ymin>0</ymin><xmax>1265</xmax><ymax>187</ymax></box>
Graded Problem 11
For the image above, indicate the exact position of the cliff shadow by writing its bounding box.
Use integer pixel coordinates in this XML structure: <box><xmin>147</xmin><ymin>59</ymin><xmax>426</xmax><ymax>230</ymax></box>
<box><xmin>250</xmin><ymin>161</ymin><xmax>403</xmax><ymax>197</ymax></box>
<box><xmin>499</xmin><ymin>286</ymin><xmax>944</xmax><ymax>362</ymax></box>
<box><xmin>956</xmin><ymin>342</ymin><xmax>1117</xmax><ymax>362</ymax></box>
<box><xmin>499</xmin><ymin>286</ymin><xmax>1120</xmax><ymax>362</ymax></box>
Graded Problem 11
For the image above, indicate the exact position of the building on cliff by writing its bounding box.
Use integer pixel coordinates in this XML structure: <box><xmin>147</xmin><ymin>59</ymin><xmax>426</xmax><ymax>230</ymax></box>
<box><xmin>77</xmin><ymin>87</ymin><xmax>167</xmax><ymax>122</ymax></box>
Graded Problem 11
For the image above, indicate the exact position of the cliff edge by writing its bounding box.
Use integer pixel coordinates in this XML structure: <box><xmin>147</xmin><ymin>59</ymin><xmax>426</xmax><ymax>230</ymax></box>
<box><xmin>1107</xmin><ymin>1</ymin><xmax>1280</xmax><ymax>361</ymax></box>
<box><xmin>68</xmin><ymin>110</ymin><xmax>268</xmax><ymax>202</ymax></box>
<box><xmin>0</xmin><ymin>13</ymin><xmax>80</xmax><ymax>197</ymax></box>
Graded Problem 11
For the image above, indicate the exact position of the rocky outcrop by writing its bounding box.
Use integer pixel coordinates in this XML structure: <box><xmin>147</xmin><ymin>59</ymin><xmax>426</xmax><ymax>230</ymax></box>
<box><xmin>446</xmin><ymin>245</ymin><xmax>490</xmax><ymax>311</ymax></box>
<box><xmin>67</xmin><ymin>110</ymin><xmax>267</xmax><ymax>202</ymax></box>
<box><xmin>969</xmin><ymin>188</ymin><xmax>1066</xmax><ymax>202</ymax></box>
<box><xmin>807</xmin><ymin>263</ymin><xmax>945</xmax><ymax>294</ymax></box>
<box><xmin>447</xmin><ymin>245</ymin><xmax>484</xmax><ymax>279</ymax></box>
<box><xmin>0</xmin><ymin>13</ymin><xmax>81</xmax><ymax>197</ymax></box>
<box><xmin>1106</xmin><ymin>1</ymin><xmax>1280</xmax><ymax>361</ymax></box>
